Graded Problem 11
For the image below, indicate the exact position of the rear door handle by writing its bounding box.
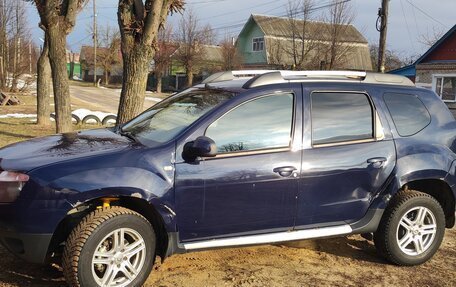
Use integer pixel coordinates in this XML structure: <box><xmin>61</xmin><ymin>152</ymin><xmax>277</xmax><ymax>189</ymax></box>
<box><xmin>273</xmin><ymin>166</ymin><xmax>297</xmax><ymax>177</ymax></box>
<box><xmin>367</xmin><ymin>157</ymin><xmax>387</xmax><ymax>168</ymax></box>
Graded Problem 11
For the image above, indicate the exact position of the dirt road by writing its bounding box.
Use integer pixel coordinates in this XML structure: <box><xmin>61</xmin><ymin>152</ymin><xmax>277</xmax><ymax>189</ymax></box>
<box><xmin>69</xmin><ymin>85</ymin><xmax>167</xmax><ymax>113</ymax></box>
<box><xmin>0</xmin><ymin>229</ymin><xmax>454</xmax><ymax>287</ymax></box>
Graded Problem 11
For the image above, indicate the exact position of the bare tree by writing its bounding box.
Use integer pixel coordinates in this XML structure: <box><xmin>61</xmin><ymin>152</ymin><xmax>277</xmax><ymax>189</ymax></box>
<box><xmin>419</xmin><ymin>27</ymin><xmax>445</xmax><ymax>48</ymax></box>
<box><xmin>29</xmin><ymin>0</ymin><xmax>88</xmax><ymax>133</ymax></box>
<box><xmin>175</xmin><ymin>9</ymin><xmax>213</xmax><ymax>87</ymax></box>
<box><xmin>324</xmin><ymin>0</ymin><xmax>356</xmax><ymax>70</ymax></box>
<box><xmin>0</xmin><ymin>1</ymin><xmax>36</xmax><ymax>92</ymax></box>
<box><xmin>284</xmin><ymin>0</ymin><xmax>318</xmax><ymax>69</ymax></box>
<box><xmin>369</xmin><ymin>44</ymin><xmax>406</xmax><ymax>72</ymax></box>
<box><xmin>98</xmin><ymin>25</ymin><xmax>121</xmax><ymax>86</ymax></box>
<box><xmin>36</xmin><ymin>35</ymin><xmax>51</xmax><ymax>126</ymax></box>
<box><xmin>154</xmin><ymin>25</ymin><xmax>175</xmax><ymax>93</ymax></box>
<box><xmin>219</xmin><ymin>36</ymin><xmax>242</xmax><ymax>71</ymax></box>
<box><xmin>116</xmin><ymin>0</ymin><xmax>184</xmax><ymax>124</ymax></box>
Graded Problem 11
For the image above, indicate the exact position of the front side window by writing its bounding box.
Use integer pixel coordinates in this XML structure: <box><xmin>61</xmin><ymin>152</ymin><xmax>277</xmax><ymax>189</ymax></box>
<box><xmin>122</xmin><ymin>89</ymin><xmax>235</xmax><ymax>146</ymax></box>
<box><xmin>311</xmin><ymin>92</ymin><xmax>374</xmax><ymax>146</ymax></box>
<box><xmin>206</xmin><ymin>94</ymin><xmax>294</xmax><ymax>153</ymax></box>
<box><xmin>435</xmin><ymin>76</ymin><xmax>456</xmax><ymax>102</ymax></box>
<box><xmin>252</xmin><ymin>37</ymin><xmax>264</xmax><ymax>52</ymax></box>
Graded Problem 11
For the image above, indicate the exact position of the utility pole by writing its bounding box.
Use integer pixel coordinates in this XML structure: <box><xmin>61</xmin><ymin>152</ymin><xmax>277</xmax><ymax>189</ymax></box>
<box><xmin>93</xmin><ymin>0</ymin><xmax>97</xmax><ymax>86</ymax></box>
<box><xmin>29</xmin><ymin>43</ymin><xmax>32</xmax><ymax>74</ymax></box>
<box><xmin>377</xmin><ymin>0</ymin><xmax>389</xmax><ymax>73</ymax></box>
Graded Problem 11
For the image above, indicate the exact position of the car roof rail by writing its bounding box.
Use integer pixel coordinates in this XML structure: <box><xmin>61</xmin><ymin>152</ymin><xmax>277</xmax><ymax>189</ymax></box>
<box><xmin>242</xmin><ymin>70</ymin><xmax>415</xmax><ymax>88</ymax></box>
<box><xmin>202</xmin><ymin>70</ymin><xmax>276</xmax><ymax>84</ymax></box>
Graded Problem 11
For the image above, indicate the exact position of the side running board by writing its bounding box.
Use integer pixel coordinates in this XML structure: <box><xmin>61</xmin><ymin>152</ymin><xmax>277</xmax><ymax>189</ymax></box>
<box><xmin>182</xmin><ymin>224</ymin><xmax>352</xmax><ymax>250</ymax></box>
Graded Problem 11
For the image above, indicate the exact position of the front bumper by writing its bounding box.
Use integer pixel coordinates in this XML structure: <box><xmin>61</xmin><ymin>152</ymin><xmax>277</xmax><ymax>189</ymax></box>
<box><xmin>0</xmin><ymin>198</ymin><xmax>73</xmax><ymax>264</ymax></box>
<box><xmin>0</xmin><ymin>230</ymin><xmax>52</xmax><ymax>263</ymax></box>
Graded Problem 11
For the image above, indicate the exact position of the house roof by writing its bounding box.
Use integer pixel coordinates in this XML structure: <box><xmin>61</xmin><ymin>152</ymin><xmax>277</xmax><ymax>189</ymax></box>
<box><xmin>389</xmin><ymin>24</ymin><xmax>456</xmax><ymax>75</ymax></box>
<box><xmin>414</xmin><ymin>24</ymin><xmax>456</xmax><ymax>64</ymax></box>
<box><xmin>202</xmin><ymin>45</ymin><xmax>223</xmax><ymax>62</ymax></box>
<box><xmin>80</xmin><ymin>45</ymin><xmax>122</xmax><ymax>63</ymax></box>
<box><xmin>249</xmin><ymin>14</ymin><xmax>368</xmax><ymax>44</ymax></box>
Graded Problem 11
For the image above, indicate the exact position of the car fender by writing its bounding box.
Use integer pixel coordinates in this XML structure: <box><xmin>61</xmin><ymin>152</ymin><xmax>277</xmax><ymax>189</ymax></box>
<box><xmin>45</xmin><ymin>166</ymin><xmax>177</xmax><ymax>232</ymax></box>
<box><xmin>375</xmin><ymin>153</ymin><xmax>454</xmax><ymax>209</ymax></box>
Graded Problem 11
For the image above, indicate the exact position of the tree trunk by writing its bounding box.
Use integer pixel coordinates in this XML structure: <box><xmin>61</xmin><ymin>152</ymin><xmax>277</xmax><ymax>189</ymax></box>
<box><xmin>104</xmin><ymin>71</ymin><xmax>109</xmax><ymax>86</ymax></box>
<box><xmin>186</xmin><ymin>69</ymin><xmax>193</xmax><ymax>88</ymax></box>
<box><xmin>117</xmin><ymin>47</ymin><xmax>153</xmax><ymax>124</ymax></box>
<box><xmin>47</xmin><ymin>27</ymin><xmax>72</xmax><ymax>133</ymax></box>
<box><xmin>156</xmin><ymin>71</ymin><xmax>163</xmax><ymax>93</ymax></box>
<box><xmin>36</xmin><ymin>37</ymin><xmax>51</xmax><ymax>127</ymax></box>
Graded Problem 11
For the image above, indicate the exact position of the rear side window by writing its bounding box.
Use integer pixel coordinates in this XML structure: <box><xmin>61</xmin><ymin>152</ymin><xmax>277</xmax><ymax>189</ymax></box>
<box><xmin>311</xmin><ymin>92</ymin><xmax>374</xmax><ymax>145</ymax></box>
<box><xmin>384</xmin><ymin>93</ymin><xmax>431</xmax><ymax>137</ymax></box>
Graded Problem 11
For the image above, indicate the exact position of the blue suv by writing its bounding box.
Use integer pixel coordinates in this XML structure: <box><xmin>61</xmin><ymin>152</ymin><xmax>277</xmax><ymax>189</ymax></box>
<box><xmin>0</xmin><ymin>71</ymin><xmax>455</xmax><ymax>287</ymax></box>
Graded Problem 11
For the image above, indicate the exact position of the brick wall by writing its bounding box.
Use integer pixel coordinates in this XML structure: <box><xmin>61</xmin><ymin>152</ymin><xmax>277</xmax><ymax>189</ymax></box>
<box><xmin>415</xmin><ymin>63</ymin><xmax>456</xmax><ymax>112</ymax></box>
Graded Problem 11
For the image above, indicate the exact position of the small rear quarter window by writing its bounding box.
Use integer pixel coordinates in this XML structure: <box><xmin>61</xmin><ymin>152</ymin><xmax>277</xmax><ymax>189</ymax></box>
<box><xmin>383</xmin><ymin>93</ymin><xmax>431</xmax><ymax>137</ymax></box>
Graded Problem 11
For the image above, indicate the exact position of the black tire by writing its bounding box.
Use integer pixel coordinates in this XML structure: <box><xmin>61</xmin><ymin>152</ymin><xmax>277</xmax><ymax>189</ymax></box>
<box><xmin>62</xmin><ymin>207</ymin><xmax>156</xmax><ymax>287</ymax></box>
<box><xmin>82</xmin><ymin>115</ymin><xmax>101</xmax><ymax>125</ymax></box>
<box><xmin>51</xmin><ymin>113</ymin><xmax>80</xmax><ymax>125</ymax></box>
<box><xmin>374</xmin><ymin>190</ymin><xmax>445</xmax><ymax>266</ymax></box>
<box><xmin>102</xmin><ymin>115</ymin><xmax>117</xmax><ymax>126</ymax></box>
<box><xmin>72</xmin><ymin>114</ymin><xmax>81</xmax><ymax>125</ymax></box>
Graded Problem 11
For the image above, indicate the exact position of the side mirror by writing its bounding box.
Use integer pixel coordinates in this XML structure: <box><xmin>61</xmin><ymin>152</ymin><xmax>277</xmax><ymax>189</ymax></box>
<box><xmin>183</xmin><ymin>136</ymin><xmax>217</xmax><ymax>162</ymax></box>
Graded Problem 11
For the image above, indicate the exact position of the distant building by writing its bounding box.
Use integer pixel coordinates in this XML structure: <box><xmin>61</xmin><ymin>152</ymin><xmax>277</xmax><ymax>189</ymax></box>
<box><xmin>66</xmin><ymin>50</ymin><xmax>81</xmax><ymax>79</ymax></box>
<box><xmin>390</xmin><ymin>24</ymin><xmax>456</xmax><ymax>111</ymax></box>
<box><xmin>235</xmin><ymin>14</ymin><xmax>372</xmax><ymax>70</ymax></box>
<box><xmin>79</xmin><ymin>45</ymin><xmax>123</xmax><ymax>84</ymax></box>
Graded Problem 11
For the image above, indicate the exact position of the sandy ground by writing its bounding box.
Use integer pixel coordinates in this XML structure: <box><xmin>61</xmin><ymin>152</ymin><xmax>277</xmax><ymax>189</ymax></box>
<box><xmin>0</xmin><ymin>228</ymin><xmax>453</xmax><ymax>287</ymax></box>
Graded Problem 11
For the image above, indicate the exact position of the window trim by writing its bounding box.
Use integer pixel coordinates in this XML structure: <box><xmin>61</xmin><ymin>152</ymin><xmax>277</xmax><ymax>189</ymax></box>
<box><xmin>310</xmin><ymin>91</ymin><xmax>384</xmax><ymax>148</ymax></box>
<box><xmin>432</xmin><ymin>74</ymin><xmax>456</xmax><ymax>102</ymax></box>
<box><xmin>203</xmin><ymin>92</ymin><xmax>296</xmax><ymax>159</ymax></box>
<box><xmin>252</xmin><ymin>37</ymin><xmax>264</xmax><ymax>52</ymax></box>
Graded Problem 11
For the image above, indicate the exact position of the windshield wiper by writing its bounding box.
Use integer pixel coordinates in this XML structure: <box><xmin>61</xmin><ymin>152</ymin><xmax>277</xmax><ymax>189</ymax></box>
<box><xmin>118</xmin><ymin>130</ymin><xmax>137</xmax><ymax>142</ymax></box>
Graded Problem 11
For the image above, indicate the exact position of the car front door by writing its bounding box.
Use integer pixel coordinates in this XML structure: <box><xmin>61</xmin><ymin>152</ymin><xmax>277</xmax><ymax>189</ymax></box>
<box><xmin>295</xmin><ymin>88</ymin><xmax>396</xmax><ymax>227</ymax></box>
<box><xmin>175</xmin><ymin>88</ymin><xmax>302</xmax><ymax>242</ymax></box>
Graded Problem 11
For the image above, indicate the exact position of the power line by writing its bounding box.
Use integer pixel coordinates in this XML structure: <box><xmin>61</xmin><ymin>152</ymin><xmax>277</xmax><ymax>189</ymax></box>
<box><xmin>404</xmin><ymin>0</ymin><xmax>447</xmax><ymax>28</ymax></box>
<box><xmin>399</xmin><ymin>0</ymin><xmax>415</xmax><ymax>52</ymax></box>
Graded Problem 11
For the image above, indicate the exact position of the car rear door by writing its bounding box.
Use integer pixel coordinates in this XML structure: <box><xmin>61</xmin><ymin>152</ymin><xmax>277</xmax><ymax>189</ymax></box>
<box><xmin>174</xmin><ymin>85</ymin><xmax>303</xmax><ymax>242</ymax></box>
<box><xmin>295</xmin><ymin>85</ymin><xmax>396</xmax><ymax>227</ymax></box>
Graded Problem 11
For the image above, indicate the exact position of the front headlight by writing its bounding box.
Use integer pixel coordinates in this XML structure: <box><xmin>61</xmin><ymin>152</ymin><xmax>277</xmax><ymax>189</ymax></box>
<box><xmin>0</xmin><ymin>171</ymin><xmax>29</xmax><ymax>203</ymax></box>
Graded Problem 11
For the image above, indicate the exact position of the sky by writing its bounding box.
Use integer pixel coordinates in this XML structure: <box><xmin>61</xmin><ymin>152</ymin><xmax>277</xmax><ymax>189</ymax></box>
<box><xmin>24</xmin><ymin>0</ymin><xmax>456</xmax><ymax>61</ymax></box>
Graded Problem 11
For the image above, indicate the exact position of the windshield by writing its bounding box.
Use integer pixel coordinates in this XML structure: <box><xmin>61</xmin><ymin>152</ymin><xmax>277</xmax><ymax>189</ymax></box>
<box><xmin>121</xmin><ymin>89</ymin><xmax>235</xmax><ymax>146</ymax></box>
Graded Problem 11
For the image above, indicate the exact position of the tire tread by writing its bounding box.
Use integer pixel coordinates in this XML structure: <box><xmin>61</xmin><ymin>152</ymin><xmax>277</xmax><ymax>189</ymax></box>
<box><xmin>62</xmin><ymin>206</ymin><xmax>148</xmax><ymax>287</ymax></box>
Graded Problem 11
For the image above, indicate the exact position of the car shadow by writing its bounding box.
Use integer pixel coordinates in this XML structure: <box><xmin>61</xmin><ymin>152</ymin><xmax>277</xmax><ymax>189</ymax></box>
<box><xmin>283</xmin><ymin>235</ymin><xmax>388</xmax><ymax>264</ymax></box>
<box><xmin>0</xmin><ymin>247</ymin><xmax>65</xmax><ymax>286</ymax></box>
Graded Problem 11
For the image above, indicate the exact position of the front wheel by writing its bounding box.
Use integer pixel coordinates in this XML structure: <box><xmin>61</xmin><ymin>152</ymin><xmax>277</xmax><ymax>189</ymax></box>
<box><xmin>62</xmin><ymin>207</ymin><xmax>156</xmax><ymax>287</ymax></box>
<box><xmin>374</xmin><ymin>191</ymin><xmax>445</xmax><ymax>266</ymax></box>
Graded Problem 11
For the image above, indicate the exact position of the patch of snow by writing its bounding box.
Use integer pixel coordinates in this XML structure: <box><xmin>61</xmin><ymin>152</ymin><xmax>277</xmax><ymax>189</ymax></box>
<box><xmin>145</xmin><ymin>97</ymin><xmax>162</xmax><ymax>102</ymax></box>
<box><xmin>0</xmin><ymin>113</ymin><xmax>36</xmax><ymax>119</ymax></box>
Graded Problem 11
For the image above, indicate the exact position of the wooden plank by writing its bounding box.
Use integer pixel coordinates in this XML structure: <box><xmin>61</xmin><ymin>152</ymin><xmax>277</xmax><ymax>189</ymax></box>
<box><xmin>1</xmin><ymin>93</ymin><xmax>10</xmax><ymax>106</ymax></box>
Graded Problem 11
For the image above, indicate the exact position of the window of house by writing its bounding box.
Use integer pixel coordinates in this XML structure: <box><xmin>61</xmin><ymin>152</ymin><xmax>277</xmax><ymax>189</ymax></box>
<box><xmin>384</xmin><ymin>93</ymin><xmax>431</xmax><ymax>137</ymax></box>
<box><xmin>434</xmin><ymin>76</ymin><xmax>456</xmax><ymax>102</ymax></box>
<box><xmin>252</xmin><ymin>37</ymin><xmax>264</xmax><ymax>52</ymax></box>
<box><xmin>205</xmin><ymin>94</ymin><xmax>294</xmax><ymax>153</ymax></box>
<box><xmin>311</xmin><ymin>92</ymin><xmax>374</xmax><ymax>146</ymax></box>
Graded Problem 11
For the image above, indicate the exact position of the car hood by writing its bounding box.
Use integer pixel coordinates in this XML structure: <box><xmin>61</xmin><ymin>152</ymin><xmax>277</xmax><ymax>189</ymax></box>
<box><xmin>0</xmin><ymin>128</ymin><xmax>135</xmax><ymax>172</ymax></box>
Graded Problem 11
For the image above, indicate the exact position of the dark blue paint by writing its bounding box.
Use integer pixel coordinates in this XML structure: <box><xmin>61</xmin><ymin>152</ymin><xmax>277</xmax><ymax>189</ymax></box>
<box><xmin>0</xmin><ymin>80</ymin><xmax>455</xmax><ymax>264</ymax></box>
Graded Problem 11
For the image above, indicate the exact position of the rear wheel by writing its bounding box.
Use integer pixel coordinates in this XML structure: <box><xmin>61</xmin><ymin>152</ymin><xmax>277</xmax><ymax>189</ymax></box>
<box><xmin>62</xmin><ymin>207</ymin><xmax>155</xmax><ymax>287</ymax></box>
<box><xmin>374</xmin><ymin>190</ymin><xmax>445</xmax><ymax>266</ymax></box>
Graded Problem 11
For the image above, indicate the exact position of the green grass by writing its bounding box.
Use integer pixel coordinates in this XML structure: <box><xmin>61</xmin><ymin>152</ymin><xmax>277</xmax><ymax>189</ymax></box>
<box><xmin>0</xmin><ymin>118</ymin><xmax>54</xmax><ymax>147</ymax></box>
<box><xmin>0</xmin><ymin>118</ymin><xmax>99</xmax><ymax>148</ymax></box>
<box><xmin>1</xmin><ymin>94</ymin><xmax>107</xmax><ymax>148</ymax></box>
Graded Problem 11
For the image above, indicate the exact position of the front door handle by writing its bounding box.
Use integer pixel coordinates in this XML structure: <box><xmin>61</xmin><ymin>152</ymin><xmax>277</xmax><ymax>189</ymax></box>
<box><xmin>367</xmin><ymin>157</ymin><xmax>387</xmax><ymax>168</ymax></box>
<box><xmin>273</xmin><ymin>166</ymin><xmax>297</xmax><ymax>177</ymax></box>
